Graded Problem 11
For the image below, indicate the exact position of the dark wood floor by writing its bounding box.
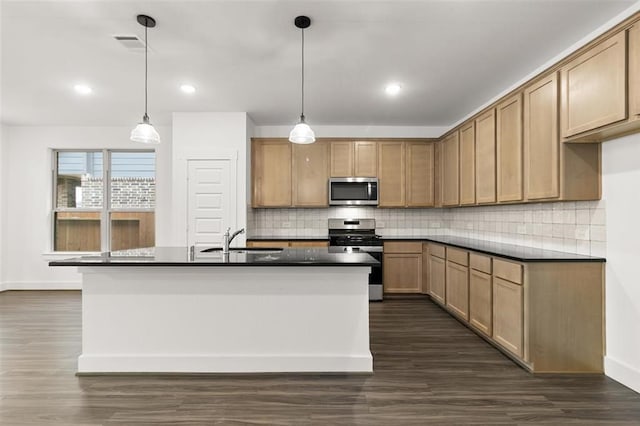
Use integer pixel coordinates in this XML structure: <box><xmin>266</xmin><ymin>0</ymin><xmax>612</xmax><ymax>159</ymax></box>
<box><xmin>1</xmin><ymin>291</ymin><xmax>639</xmax><ymax>425</ymax></box>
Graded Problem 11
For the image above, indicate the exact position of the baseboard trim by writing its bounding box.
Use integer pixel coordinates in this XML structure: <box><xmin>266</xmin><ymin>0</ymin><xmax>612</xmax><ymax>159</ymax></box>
<box><xmin>605</xmin><ymin>356</ymin><xmax>640</xmax><ymax>394</ymax></box>
<box><xmin>77</xmin><ymin>354</ymin><xmax>374</xmax><ymax>374</ymax></box>
<box><xmin>2</xmin><ymin>281</ymin><xmax>82</xmax><ymax>291</ymax></box>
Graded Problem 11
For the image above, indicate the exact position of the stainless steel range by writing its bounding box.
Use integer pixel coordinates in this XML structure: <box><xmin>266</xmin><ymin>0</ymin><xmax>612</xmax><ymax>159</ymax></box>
<box><xmin>328</xmin><ymin>218</ymin><xmax>383</xmax><ymax>301</ymax></box>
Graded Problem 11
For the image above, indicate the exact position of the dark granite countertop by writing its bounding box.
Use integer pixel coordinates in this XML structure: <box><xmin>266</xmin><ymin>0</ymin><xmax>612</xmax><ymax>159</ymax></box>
<box><xmin>247</xmin><ymin>235</ymin><xmax>603</xmax><ymax>262</ymax></box>
<box><xmin>383</xmin><ymin>235</ymin><xmax>605</xmax><ymax>262</ymax></box>
<box><xmin>48</xmin><ymin>247</ymin><xmax>379</xmax><ymax>267</ymax></box>
<box><xmin>247</xmin><ymin>236</ymin><xmax>329</xmax><ymax>241</ymax></box>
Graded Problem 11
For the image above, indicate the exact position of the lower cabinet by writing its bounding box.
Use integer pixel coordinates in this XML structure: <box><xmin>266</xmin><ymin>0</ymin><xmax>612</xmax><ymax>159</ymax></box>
<box><xmin>445</xmin><ymin>261</ymin><xmax>469</xmax><ymax>320</ymax></box>
<box><xmin>492</xmin><ymin>277</ymin><xmax>524</xmax><ymax>358</ymax></box>
<box><xmin>383</xmin><ymin>242</ymin><xmax>423</xmax><ymax>293</ymax></box>
<box><xmin>469</xmin><ymin>269</ymin><xmax>493</xmax><ymax>337</ymax></box>
<box><xmin>247</xmin><ymin>240</ymin><xmax>328</xmax><ymax>248</ymax></box>
<box><xmin>424</xmin><ymin>243</ymin><xmax>604</xmax><ymax>373</ymax></box>
<box><xmin>428</xmin><ymin>254</ymin><xmax>446</xmax><ymax>305</ymax></box>
<box><xmin>383</xmin><ymin>253</ymin><xmax>422</xmax><ymax>293</ymax></box>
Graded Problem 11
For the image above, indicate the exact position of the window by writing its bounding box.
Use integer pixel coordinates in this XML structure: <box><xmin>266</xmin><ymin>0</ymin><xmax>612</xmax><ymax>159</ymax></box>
<box><xmin>53</xmin><ymin>150</ymin><xmax>156</xmax><ymax>252</ymax></box>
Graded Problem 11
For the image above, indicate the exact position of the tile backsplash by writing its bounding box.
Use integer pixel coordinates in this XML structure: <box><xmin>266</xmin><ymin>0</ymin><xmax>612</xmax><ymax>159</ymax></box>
<box><xmin>247</xmin><ymin>200</ymin><xmax>606</xmax><ymax>256</ymax></box>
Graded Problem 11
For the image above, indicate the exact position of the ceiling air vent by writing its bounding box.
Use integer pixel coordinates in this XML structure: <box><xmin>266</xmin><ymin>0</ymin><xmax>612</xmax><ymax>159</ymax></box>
<box><xmin>113</xmin><ymin>35</ymin><xmax>146</xmax><ymax>50</ymax></box>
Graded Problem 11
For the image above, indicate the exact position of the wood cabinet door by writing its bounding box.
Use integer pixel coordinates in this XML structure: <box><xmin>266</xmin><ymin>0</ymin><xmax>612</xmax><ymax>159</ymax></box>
<box><xmin>247</xmin><ymin>241</ymin><xmax>291</xmax><ymax>248</ymax></box>
<box><xmin>289</xmin><ymin>241</ymin><xmax>329</xmax><ymax>248</ymax></box>
<box><xmin>434</xmin><ymin>141</ymin><xmax>443</xmax><ymax>207</ymax></box>
<box><xmin>469</xmin><ymin>269</ymin><xmax>492</xmax><ymax>336</ymax></box>
<box><xmin>422</xmin><ymin>243</ymin><xmax>430</xmax><ymax>295</ymax></box>
<box><xmin>630</xmin><ymin>24</ymin><xmax>640</xmax><ymax>119</ymax></box>
<box><xmin>493</xmin><ymin>277</ymin><xmax>524</xmax><ymax>358</ymax></box>
<box><xmin>252</xmin><ymin>139</ymin><xmax>292</xmax><ymax>207</ymax></box>
<box><xmin>497</xmin><ymin>94</ymin><xmax>523</xmax><ymax>202</ymax></box>
<box><xmin>446</xmin><ymin>261</ymin><xmax>469</xmax><ymax>320</ymax></box>
<box><xmin>475</xmin><ymin>110</ymin><xmax>497</xmax><ymax>204</ymax></box>
<box><xmin>428</xmin><ymin>255</ymin><xmax>446</xmax><ymax>305</ymax></box>
<box><xmin>378</xmin><ymin>142</ymin><xmax>405</xmax><ymax>207</ymax></box>
<box><xmin>459</xmin><ymin>122</ymin><xmax>476</xmax><ymax>205</ymax></box>
<box><xmin>406</xmin><ymin>142</ymin><xmax>434</xmax><ymax>207</ymax></box>
<box><xmin>560</xmin><ymin>31</ymin><xmax>627</xmax><ymax>138</ymax></box>
<box><xmin>442</xmin><ymin>132</ymin><xmax>459</xmax><ymax>206</ymax></box>
<box><xmin>524</xmin><ymin>73</ymin><xmax>560</xmax><ymax>200</ymax></box>
<box><xmin>354</xmin><ymin>141</ymin><xmax>378</xmax><ymax>176</ymax></box>
<box><xmin>329</xmin><ymin>141</ymin><xmax>354</xmax><ymax>177</ymax></box>
<box><xmin>292</xmin><ymin>143</ymin><xmax>329</xmax><ymax>207</ymax></box>
<box><xmin>383</xmin><ymin>253</ymin><xmax>422</xmax><ymax>293</ymax></box>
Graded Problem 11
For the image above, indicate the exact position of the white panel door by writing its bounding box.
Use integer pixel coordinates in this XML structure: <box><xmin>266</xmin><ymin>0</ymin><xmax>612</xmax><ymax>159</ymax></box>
<box><xmin>187</xmin><ymin>159</ymin><xmax>236</xmax><ymax>247</ymax></box>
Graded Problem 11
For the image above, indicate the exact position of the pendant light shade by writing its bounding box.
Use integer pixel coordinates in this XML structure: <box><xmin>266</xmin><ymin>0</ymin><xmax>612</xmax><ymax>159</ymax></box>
<box><xmin>289</xmin><ymin>116</ymin><xmax>316</xmax><ymax>144</ymax></box>
<box><xmin>131</xmin><ymin>14</ymin><xmax>160</xmax><ymax>144</ymax></box>
<box><xmin>130</xmin><ymin>115</ymin><xmax>161</xmax><ymax>144</ymax></box>
<box><xmin>289</xmin><ymin>15</ymin><xmax>315</xmax><ymax>144</ymax></box>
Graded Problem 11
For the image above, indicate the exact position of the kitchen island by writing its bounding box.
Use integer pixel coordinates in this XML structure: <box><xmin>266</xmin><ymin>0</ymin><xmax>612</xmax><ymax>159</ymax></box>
<box><xmin>49</xmin><ymin>247</ymin><xmax>378</xmax><ymax>374</ymax></box>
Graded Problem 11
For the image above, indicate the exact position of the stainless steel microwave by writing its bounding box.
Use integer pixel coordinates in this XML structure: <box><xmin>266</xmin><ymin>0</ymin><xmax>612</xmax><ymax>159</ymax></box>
<box><xmin>329</xmin><ymin>177</ymin><xmax>379</xmax><ymax>206</ymax></box>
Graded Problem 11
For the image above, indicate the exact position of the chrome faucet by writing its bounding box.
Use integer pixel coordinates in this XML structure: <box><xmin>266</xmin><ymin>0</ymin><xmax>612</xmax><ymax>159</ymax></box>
<box><xmin>222</xmin><ymin>227</ymin><xmax>245</xmax><ymax>254</ymax></box>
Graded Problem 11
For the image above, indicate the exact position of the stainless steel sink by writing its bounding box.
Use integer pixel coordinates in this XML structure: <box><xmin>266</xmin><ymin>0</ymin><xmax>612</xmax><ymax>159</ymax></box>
<box><xmin>200</xmin><ymin>247</ymin><xmax>284</xmax><ymax>254</ymax></box>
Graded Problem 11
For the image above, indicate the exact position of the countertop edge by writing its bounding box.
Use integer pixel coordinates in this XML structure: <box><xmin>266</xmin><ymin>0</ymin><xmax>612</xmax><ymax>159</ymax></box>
<box><xmin>49</xmin><ymin>262</ymin><xmax>379</xmax><ymax>267</ymax></box>
<box><xmin>383</xmin><ymin>237</ymin><xmax>606</xmax><ymax>263</ymax></box>
<box><xmin>247</xmin><ymin>236</ymin><xmax>606</xmax><ymax>262</ymax></box>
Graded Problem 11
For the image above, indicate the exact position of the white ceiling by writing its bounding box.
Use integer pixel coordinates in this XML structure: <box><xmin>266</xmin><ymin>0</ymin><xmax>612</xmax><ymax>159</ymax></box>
<box><xmin>1</xmin><ymin>0</ymin><xmax>637</xmax><ymax>128</ymax></box>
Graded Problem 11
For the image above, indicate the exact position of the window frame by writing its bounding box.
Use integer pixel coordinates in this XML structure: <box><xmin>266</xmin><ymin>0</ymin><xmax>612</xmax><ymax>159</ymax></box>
<box><xmin>52</xmin><ymin>148</ymin><xmax>156</xmax><ymax>253</ymax></box>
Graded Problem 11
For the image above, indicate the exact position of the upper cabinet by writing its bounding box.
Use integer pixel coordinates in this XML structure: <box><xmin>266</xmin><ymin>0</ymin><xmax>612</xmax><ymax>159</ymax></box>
<box><xmin>406</xmin><ymin>142</ymin><xmax>435</xmax><ymax>207</ymax></box>
<box><xmin>329</xmin><ymin>141</ymin><xmax>377</xmax><ymax>177</ymax></box>
<box><xmin>354</xmin><ymin>141</ymin><xmax>378</xmax><ymax>176</ymax></box>
<box><xmin>378</xmin><ymin>142</ymin><xmax>406</xmax><ymax>207</ymax></box>
<box><xmin>254</xmin><ymin>138</ymin><xmax>436</xmax><ymax>208</ymax></box>
<box><xmin>434</xmin><ymin>141</ymin><xmax>444</xmax><ymax>208</ymax></box>
<box><xmin>253</xmin><ymin>139</ymin><xmax>328</xmax><ymax>208</ymax></box>
<box><xmin>560</xmin><ymin>31</ymin><xmax>627</xmax><ymax>138</ymax></box>
<box><xmin>292</xmin><ymin>143</ymin><xmax>329</xmax><ymax>207</ymax></box>
<box><xmin>475</xmin><ymin>109</ymin><xmax>497</xmax><ymax>204</ymax></box>
<box><xmin>329</xmin><ymin>141</ymin><xmax>353</xmax><ymax>177</ymax></box>
<box><xmin>524</xmin><ymin>73</ymin><xmax>560</xmax><ymax>200</ymax></box>
<box><xmin>252</xmin><ymin>139</ymin><xmax>292</xmax><ymax>207</ymax></box>
<box><xmin>630</xmin><ymin>24</ymin><xmax>640</xmax><ymax>120</ymax></box>
<box><xmin>442</xmin><ymin>132</ymin><xmax>459</xmax><ymax>206</ymax></box>
<box><xmin>524</xmin><ymin>72</ymin><xmax>601</xmax><ymax>202</ymax></box>
<box><xmin>496</xmin><ymin>94</ymin><xmax>523</xmax><ymax>203</ymax></box>
<box><xmin>459</xmin><ymin>122</ymin><xmax>476</xmax><ymax>205</ymax></box>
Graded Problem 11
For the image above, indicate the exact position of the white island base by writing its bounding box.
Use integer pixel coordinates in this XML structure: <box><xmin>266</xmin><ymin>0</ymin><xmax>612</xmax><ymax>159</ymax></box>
<box><xmin>78</xmin><ymin>266</ymin><xmax>373</xmax><ymax>374</ymax></box>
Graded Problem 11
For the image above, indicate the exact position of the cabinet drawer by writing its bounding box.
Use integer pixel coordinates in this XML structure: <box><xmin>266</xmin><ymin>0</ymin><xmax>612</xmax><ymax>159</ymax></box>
<box><xmin>470</xmin><ymin>253</ymin><xmax>492</xmax><ymax>273</ymax></box>
<box><xmin>247</xmin><ymin>241</ymin><xmax>290</xmax><ymax>248</ymax></box>
<box><xmin>429</xmin><ymin>243</ymin><xmax>446</xmax><ymax>259</ymax></box>
<box><xmin>384</xmin><ymin>241</ymin><xmax>422</xmax><ymax>254</ymax></box>
<box><xmin>493</xmin><ymin>259</ymin><xmax>523</xmax><ymax>284</ymax></box>
<box><xmin>446</xmin><ymin>247</ymin><xmax>468</xmax><ymax>266</ymax></box>
<box><xmin>289</xmin><ymin>241</ymin><xmax>328</xmax><ymax>248</ymax></box>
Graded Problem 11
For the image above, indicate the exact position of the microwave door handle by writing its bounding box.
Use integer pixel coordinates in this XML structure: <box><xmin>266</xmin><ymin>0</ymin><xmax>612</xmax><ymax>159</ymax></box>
<box><xmin>367</xmin><ymin>182</ymin><xmax>372</xmax><ymax>200</ymax></box>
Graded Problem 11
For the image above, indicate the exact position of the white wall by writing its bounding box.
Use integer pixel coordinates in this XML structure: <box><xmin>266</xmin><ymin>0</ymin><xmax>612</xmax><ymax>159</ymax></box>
<box><xmin>1</xmin><ymin>126</ymin><xmax>171</xmax><ymax>289</ymax></box>
<box><xmin>0</xmin><ymin>125</ymin><xmax>4</xmax><ymax>291</ymax></box>
<box><xmin>254</xmin><ymin>125</ymin><xmax>447</xmax><ymax>139</ymax></box>
<box><xmin>171</xmin><ymin>112</ymin><xmax>249</xmax><ymax>246</ymax></box>
<box><xmin>602</xmin><ymin>132</ymin><xmax>640</xmax><ymax>393</ymax></box>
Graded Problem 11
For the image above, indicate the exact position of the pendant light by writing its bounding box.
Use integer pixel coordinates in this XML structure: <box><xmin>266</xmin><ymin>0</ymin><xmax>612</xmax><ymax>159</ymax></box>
<box><xmin>289</xmin><ymin>15</ymin><xmax>316</xmax><ymax>144</ymax></box>
<box><xmin>130</xmin><ymin>14</ymin><xmax>160</xmax><ymax>145</ymax></box>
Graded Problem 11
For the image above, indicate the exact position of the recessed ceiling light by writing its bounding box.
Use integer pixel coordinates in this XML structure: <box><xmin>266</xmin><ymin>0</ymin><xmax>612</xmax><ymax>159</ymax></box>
<box><xmin>180</xmin><ymin>84</ymin><xmax>196</xmax><ymax>94</ymax></box>
<box><xmin>74</xmin><ymin>84</ymin><xmax>92</xmax><ymax>95</ymax></box>
<box><xmin>384</xmin><ymin>83</ymin><xmax>402</xmax><ymax>96</ymax></box>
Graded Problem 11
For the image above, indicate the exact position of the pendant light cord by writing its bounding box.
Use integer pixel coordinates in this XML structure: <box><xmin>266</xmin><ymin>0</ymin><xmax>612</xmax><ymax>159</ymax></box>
<box><xmin>301</xmin><ymin>27</ymin><xmax>305</xmax><ymax>120</ymax></box>
<box><xmin>144</xmin><ymin>22</ymin><xmax>149</xmax><ymax>119</ymax></box>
